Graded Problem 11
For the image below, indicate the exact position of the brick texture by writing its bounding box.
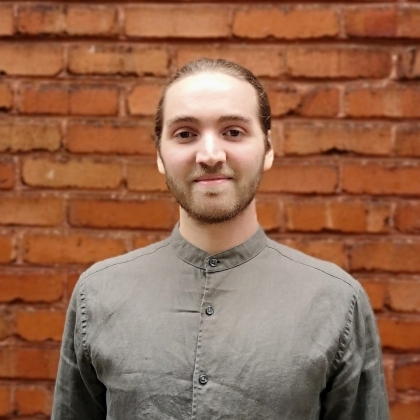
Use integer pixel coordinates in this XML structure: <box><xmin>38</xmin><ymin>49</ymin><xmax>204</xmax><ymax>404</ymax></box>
<box><xmin>1</xmin><ymin>1</ymin><xmax>419</xmax><ymax>416</ymax></box>
<box><xmin>125</xmin><ymin>5</ymin><xmax>230</xmax><ymax>38</ymax></box>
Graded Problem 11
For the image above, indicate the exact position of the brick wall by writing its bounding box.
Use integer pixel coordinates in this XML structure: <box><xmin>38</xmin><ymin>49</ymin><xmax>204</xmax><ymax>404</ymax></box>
<box><xmin>0</xmin><ymin>1</ymin><xmax>420</xmax><ymax>418</ymax></box>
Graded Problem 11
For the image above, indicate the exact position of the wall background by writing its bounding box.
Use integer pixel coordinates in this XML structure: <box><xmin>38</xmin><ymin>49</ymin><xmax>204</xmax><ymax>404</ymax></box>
<box><xmin>0</xmin><ymin>0</ymin><xmax>420</xmax><ymax>418</ymax></box>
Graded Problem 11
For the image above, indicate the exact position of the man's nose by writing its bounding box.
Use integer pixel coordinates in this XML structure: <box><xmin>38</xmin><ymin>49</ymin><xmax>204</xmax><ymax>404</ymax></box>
<box><xmin>196</xmin><ymin>132</ymin><xmax>226</xmax><ymax>166</ymax></box>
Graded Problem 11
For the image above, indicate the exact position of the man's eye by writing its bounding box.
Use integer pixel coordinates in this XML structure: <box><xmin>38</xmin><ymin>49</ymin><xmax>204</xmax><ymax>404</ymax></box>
<box><xmin>178</xmin><ymin>131</ymin><xmax>193</xmax><ymax>138</ymax></box>
<box><xmin>226</xmin><ymin>130</ymin><xmax>241</xmax><ymax>137</ymax></box>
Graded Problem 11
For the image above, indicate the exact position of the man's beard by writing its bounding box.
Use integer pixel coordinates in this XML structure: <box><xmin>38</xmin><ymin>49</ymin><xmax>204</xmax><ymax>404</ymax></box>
<box><xmin>164</xmin><ymin>160</ymin><xmax>264</xmax><ymax>225</ymax></box>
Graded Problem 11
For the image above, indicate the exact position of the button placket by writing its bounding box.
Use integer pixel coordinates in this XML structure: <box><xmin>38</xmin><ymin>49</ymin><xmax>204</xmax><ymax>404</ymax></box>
<box><xmin>192</xmin><ymin>265</ymin><xmax>213</xmax><ymax>418</ymax></box>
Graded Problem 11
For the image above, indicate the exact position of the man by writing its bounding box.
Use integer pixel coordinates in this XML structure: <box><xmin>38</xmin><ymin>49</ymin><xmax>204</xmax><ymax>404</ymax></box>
<box><xmin>52</xmin><ymin>58</ymin><xmax>389</xmax><ymax>419</ymax></box>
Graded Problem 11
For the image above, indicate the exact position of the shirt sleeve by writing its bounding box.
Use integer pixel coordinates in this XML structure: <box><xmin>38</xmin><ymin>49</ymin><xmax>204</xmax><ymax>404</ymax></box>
<box><xmin>320</xmin><ymin>285</ymin><xmax>390</xmax><ymax>420</ymax></box>
<box><xmin>52</xmin><ymin>277</ymin><xmax>107</xmax><ymax>420</ymax></box>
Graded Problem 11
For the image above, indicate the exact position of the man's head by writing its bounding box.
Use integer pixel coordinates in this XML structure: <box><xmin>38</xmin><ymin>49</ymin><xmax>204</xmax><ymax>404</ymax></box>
<box><xmin>155</xmin><ymin>58</ymin><xmax>273</xmax><ymax>225</ymax></box>
<box><xmin>155</xmin><ymin>58</ymin><xmax>271</xmax><ymax>151</ymax></box>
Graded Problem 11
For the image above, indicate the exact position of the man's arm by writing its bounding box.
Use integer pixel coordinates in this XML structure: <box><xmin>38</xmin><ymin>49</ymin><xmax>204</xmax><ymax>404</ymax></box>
<box><xmin>321</xmin><ymin>285</ymin><xmax>389</xmax><ymax>420</ymax></box>
<box><xmin>52</xmin><ymin>280</ymin><xmax>107</xmax><ymax>420</ymax></box>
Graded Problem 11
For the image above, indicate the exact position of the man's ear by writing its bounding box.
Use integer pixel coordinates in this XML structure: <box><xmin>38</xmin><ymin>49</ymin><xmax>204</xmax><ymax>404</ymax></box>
<box><xmin>157</xmin><ymin>154</ymin><xmax>165</xmax><ymax>174</ymax></box>
<box><xmin>264</xmin><ymin>130</ymin><xmax>274</xmax><ymax>171</ymax></box>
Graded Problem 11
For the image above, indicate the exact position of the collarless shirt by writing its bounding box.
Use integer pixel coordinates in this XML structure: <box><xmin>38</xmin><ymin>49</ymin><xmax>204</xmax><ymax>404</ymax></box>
<box><xmin>52</xmin><ymin>225</ymin><xmax>389</xmax><ymax>420</ymax></box>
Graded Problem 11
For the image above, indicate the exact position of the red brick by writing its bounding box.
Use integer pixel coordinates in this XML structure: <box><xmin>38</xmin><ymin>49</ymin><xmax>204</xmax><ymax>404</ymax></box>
<box><xmin>0</xmin><ymin>347</ymin><xmax>13</xmax><ymax>377</ymax></box>
<box><xmin>133</xmin><ymin>234</ymin><xmax>169</xmax><ymax>250</ymax></box>
<box><xmin>357</xmin><ymin>278</ymin><xmax>387</xmax><ymax>311</ymax></box>
<box><xmin>0</xmin><ymin>271</ymin><xmax>64</xmax><ymax>303</ymax></box>
<box><xmin>22</xmin><ymin>158</ymin><xmax>122</xmax><ymax>189</ymax></box>
<box><xmin>0</xmin><ymin>314</ymin><xmax>11</xmax><ymax>341</ymax></box>
<box><xmin>69</xmin><ymin>199</ymin><xmax>177</xmax><ymax>230</ymax></box>
<box><xmin>127</xmin><ymin>84</ymin><xmax>164</xmax><ymax>116</ymax></box>
<box><xmin>268</xmin><ymin>86</ymin><xmax>302</xmax><ymax>117</ymax></box>
<box><xmin>0</xmin><ymin>120</ymin><xmax>61</xmax><ymax>152</ymax></box>
<box><xmin>66</xmin><ymin>272</ymin><xmax>81</xmax><ymax>299</ymax></box>
<box><xmin>13</xmin><ymin>347</ymin><xmax>60</xmax><ymax>379</ymax></box>
<box><xmin>18</xmin><ymin>4</ymin><xmax>118</xmax><ymax>37</ymax></box>
<box><xmin>286</xmin><ymin>48</ymin><xmax>391</xmax><ymax>79</ymax></box>
<box><xmin>19</xmin><ymin>84</ymin><xmax>68</xmax><ymax>115</ymax></box>
<box><xmin>378</xmin><ymin>317</ymin><xmax>420</xmax><ymax>350</ymax></box>
<box><xmin>285</xmin><ymin>200</ymin><xmax>390</xmax><ymax>233</ymax></box>
<box><xmin>395</xmin><ymin>202</ymin><xmax>420</xmax><ymax>232</ymax></box>
<box><xmin>395</xmin><ymin>126</ymin><xmax>420</xmax><ymax>157</ymax></box>
<box><xmin>70</xmin><ymin>85</ymin><xmax>119</xmax><ymax>116</ymax></box>
<box><xmin>350</xmin><ymin>241</ymin><xmax>420</xmax><ymax>272</ymax></box>
<box><xmin>398</xmin><ymin>48</ymin><xmax>420</xmax><ymax>80</ymax></box>
<box><xmin>0</xmin><ymin>162</ymin><xmax>14</xmax><ymax>189</ymax></box>
<box><xmin>345</xmin><ymin>85</ymin><xmax>420</xmax><ymax>118</ymax></box>
<box><xmin>0</xmin><ymin>385</ymin><xmax>11</xmax><ymax>416</ymax></box>
<box><xmin>23</xmin><ymin>233</ymin><xmax>126</xmax><ymax>265</ymax></box>
<box><xmin>68</xmin><ymin>46</ymin><xmax>168</xmax><ymax>76</ymax></box>
<box><xmin>14</xmin><ymin>386</ymin><xmax>51</xmax><ymax>416</ymax></box>
<box><xmin>0</xmin><ymin>196</ymin><xmax>63</xmax><ymax>226</ymax></box>
<box><xmin>389</xmin><ymin>280</ymin><xmax>420</xmax><ymax>312</ymax></box>
<box><xmin>284</xmin><ymin>122</ymin><xmax>391</xmax><ymax>156</ymax></box>
<box><xmin>0</xmin><ymin>44</ymin><xmax>63</xmax><ymax>76</ymax></box>
<box><xmin>126</xmin><ymin>162</ymin><xmax>167</xmax><ymax>192</ymax></box>
<box><xmin>17</xmin><ymin>4</ymin><xmax>66</xmax><ymax>35</ymax></box>
<box><xmin>260</xmin><ymin>163</ymin><xmax>337</xmax><ymax>194</ymax></box>
<box><xmin>382</xmin><ymin>355</ymin><xmax>395</xmax><ymax>401</ymax></box>
<box><xmin>177</xmin><ymin>47</ymin><xmax>283</xmax><ymax>78</ymax></box>
<box><xmin>66</xmin><ymin>121</ymin><xmax>155</xmax><ymax>155</ymax></box>
<box><xmin>15</xmin><ymin>310</ymin><xmax>65</xmax><ymax>342</ymax></box>
<box><xmin>125</xmin><ymin>5</ymin><xmax>230</xmax><ymax>38</ymax></box>
<box><xmin>300</xmin><ymin>87</ymin><xmax>339</xmax><ymax>117</ymax></box>
<box><xmin>398</xmin><ymin>8</ymin><xmax>420</xmax><ymax>38</ymax></box>
<box><xmin>269</xmin><ymin>85</ymin><xmax>339</xmax><ymax>118</ymax></box>
<box><xmin>19</xmin><ymin>84</ymin><xmax>119</xmax><ymax>116</ymax></box>
<box><xmin>342</xmin><ymin>162</ymin><xmax>420</xmax><ymax>195</ymax></box>
<box><xmin>0</xmin><ymin>235</ymin><xmax>14</xmax><ymax>263</ymax></box>
<box><xmin>395</xmin><ymin>358</ymin><xmax>420</xmax><ymax>391</ymax></box>
<box><xmin>344</xmin><ymin>7</ymin><xmax>397</xmax><ymax>38</ymax></box>
<box><xmin>256</xmin><ymin>199</ymin><xmax>282</xmax><ymax>232</ymax></box>
<box><xmin>0</xmin><ymin>5</ymin><xmax>14</xmax><ymax>36</ymax></box>
<box><xmin>280</xmin><ymin>238</ymin><xmax>347</xmax><ymax>268</ymax></box>
<box><xmin>0</xmin><ymin>83</ymin><xmax>12</xmax><ymax>110</ymax></box>
<box><xmin>391</xmin><ymin>398</ymin><xmax>420</xmax><ymax>420</ymax></box>
<box><xmin>233</xmin><ymin>7</ymin><xmax>339</xmax><ymax>39</ymax></box>
<box><xmin>66</xmin><ymin>5</ymin><xmax>118</xmax><ymax>36</ymax></box>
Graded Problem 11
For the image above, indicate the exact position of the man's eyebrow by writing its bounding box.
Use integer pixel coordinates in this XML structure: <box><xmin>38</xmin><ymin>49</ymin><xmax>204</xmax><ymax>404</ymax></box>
<box><xmin>218</xmin><ymin>114</ymin><xmax>252</xmax><ymax>124</ymax></box>
<box><xmin>166</xmin><ymin>116</ymin><xmax>200</xmax><ymax>127</ymax></box>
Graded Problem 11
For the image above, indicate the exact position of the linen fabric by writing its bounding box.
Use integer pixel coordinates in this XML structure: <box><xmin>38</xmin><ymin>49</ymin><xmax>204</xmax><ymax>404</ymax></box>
<box><xmin>52</xmin><ymin>225</ymin><xmax>389</xmax><ymax>419</ymax></box>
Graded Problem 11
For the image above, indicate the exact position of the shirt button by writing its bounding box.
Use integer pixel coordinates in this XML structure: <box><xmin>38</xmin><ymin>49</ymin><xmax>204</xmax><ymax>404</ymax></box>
<box><xmin>198</xmin><ymin>374</ymin><xmax>208</xmax><ymax>385</ymax></box>
<box><xmin>205</xmin><ymin>306</ymin><xmax>214</xmax><ymax>316</ymax></box>
<box><xmin>209</xmin><ymin>258</ymin><xmax>218</xmax><ymax>267</ymax></box>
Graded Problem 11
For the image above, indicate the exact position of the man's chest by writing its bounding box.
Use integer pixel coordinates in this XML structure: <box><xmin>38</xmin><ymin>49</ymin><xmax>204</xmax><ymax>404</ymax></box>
<box><xmin>86</xmin><ymin>267</ymin><xmax>344</xmax><ymax>419</ymax></box>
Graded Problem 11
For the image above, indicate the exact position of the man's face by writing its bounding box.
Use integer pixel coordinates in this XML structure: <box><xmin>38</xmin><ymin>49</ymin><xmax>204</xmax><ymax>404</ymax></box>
<box><xmin>158</xmin><ymin>71</ymin><xmax>273</xmax><ymax>224</ymax></box>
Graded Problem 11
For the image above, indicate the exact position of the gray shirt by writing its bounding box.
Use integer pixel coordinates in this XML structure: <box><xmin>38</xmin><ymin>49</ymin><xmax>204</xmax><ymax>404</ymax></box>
<box><xmin>52</xmin><ymin>225</ymin><xmax>389</xmax><ymax>419</ymax></box>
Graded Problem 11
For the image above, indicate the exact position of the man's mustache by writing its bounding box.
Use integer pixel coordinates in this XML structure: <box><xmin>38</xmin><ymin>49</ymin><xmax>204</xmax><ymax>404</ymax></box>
<box><xmin>185</xmin><ymin>165</ymin><xmax>236</xmax><ymax>182</ymax></box>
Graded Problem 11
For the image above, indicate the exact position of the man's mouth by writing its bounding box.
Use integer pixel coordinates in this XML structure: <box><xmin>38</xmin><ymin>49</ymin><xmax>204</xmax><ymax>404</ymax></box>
<box><xmin>194</xmin><ymin>174</ymin><xmax>232</xmax><ymax>182</ymax></box>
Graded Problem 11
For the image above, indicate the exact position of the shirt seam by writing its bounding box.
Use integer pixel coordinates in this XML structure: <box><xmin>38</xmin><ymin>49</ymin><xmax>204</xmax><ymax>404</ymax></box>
<box><xmin>82</xmin><ymin>241</ymin><xmax>171</xmax><ymax>280</ymax></box>
<box><xmin>266</xmin><ymin>244</ymin><xmax>356</xmax><ymax>288</ymax></box>
<box><xmin>331</xmin><ymin>284</ymin><xmax>361</xmax><ymax>373</ymax></box>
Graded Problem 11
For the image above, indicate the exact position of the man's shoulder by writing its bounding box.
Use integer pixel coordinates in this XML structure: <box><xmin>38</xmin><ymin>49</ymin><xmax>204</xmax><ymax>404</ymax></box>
<box><xmin>264</xmin><ymin>237</ymin><xmax>360</xmax><ymax>292</ymax></box>
<box><xmin>81</xmin><ymin>236</ymin><xmax>171</xmax><ymax>281</ymax></box>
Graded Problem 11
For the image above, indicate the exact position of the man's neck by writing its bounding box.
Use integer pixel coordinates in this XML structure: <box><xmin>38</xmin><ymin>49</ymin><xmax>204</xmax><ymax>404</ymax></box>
<box><xmin>178</xmin><ymin>201</ymin><xmax>260</xmax><ymax>255</ymax></box>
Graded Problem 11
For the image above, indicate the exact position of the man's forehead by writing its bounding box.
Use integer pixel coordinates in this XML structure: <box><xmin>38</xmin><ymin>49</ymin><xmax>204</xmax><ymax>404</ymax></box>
<box><xmin>163</xmin><ymin>71</ymin><xmax>259</xmax><ymax>122</ymax></box>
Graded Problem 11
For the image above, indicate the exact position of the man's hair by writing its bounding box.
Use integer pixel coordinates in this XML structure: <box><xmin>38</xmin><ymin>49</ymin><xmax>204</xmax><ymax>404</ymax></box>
<box><xmin>154</xmin><ymin>58</ymin><xmax>271</xmax><ymax>150</ymax></box>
